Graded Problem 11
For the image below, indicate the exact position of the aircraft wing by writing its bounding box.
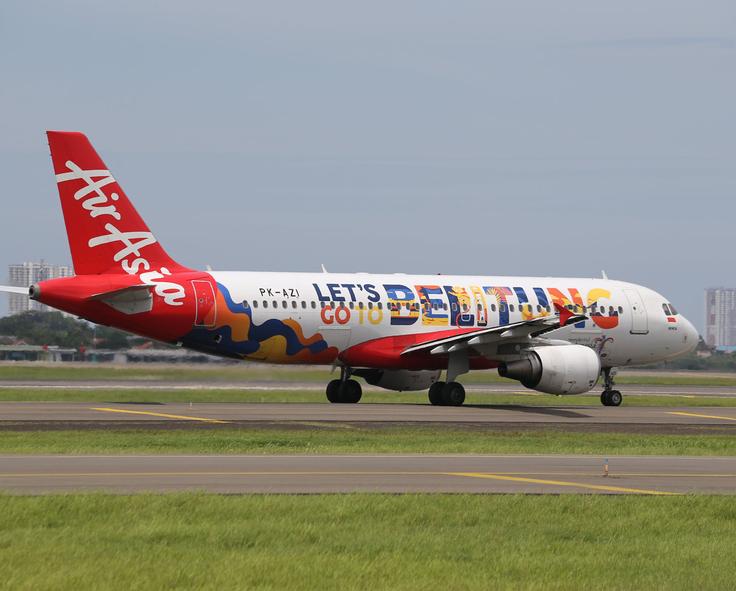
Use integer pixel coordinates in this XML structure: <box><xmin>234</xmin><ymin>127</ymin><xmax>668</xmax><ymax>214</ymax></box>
<box><xmin>0</xmin><ymin>285</ymin><xmax>29</xmax><ymax>295</ymax></box>
<box><xmin>401</xmin><ymin>304</ymin><xmax>586</xmax><ymax>356</ymax></box>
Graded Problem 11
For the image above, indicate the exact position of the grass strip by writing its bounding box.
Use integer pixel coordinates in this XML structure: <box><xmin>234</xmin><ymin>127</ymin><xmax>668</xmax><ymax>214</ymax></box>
<box><xmin>2</xmin><ymin>364</ymin><xmax>736</xmax><ymax>386</ymax></box>
<box><xmin>1</xmin><ymin>426</ymin><xmax>735</xmax><ymax>456</ymax></box>
<box><xmin>0</xmin><ymin>494</ymin><xmax>734</xmax><ymax>590</ymax></box>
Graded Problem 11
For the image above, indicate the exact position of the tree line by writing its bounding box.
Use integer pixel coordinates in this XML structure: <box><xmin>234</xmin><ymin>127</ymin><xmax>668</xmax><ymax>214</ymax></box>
<box><xmin>0</xmin><ymin>311</ymin><xmax>133</xmax><ymax>350</ymax></box>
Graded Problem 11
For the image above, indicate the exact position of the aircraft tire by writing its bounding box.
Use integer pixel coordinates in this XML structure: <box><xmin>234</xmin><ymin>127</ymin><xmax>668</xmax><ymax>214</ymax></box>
<box><xmin>442</xmin><ymin>382</ymin><xmax>466</xmax><ymax>406</ymax></box>
<box><xmin>326</xmin><ymin>379</ymin><xmax>343</xmax><ymax>403</ymax></box>
<box><xmin>343</xmin><ymin>379</ymin><xmax>362</xmax><ymax>404</ymax></box>
<box><xmin>428</xmin><ymin>382</ymin><xmax>446</xmax><ymax>406</ymax></box>
<box><xmin>601</xmin><ymin>390</ymin><xmax>623</xmax><ymax>407</ymax></box>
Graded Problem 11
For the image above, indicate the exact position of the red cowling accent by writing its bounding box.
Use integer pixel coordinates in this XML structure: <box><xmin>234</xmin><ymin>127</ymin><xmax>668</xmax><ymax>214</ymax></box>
<box><xmin>340</xmin><ymin>328</ymin><xmax>499</xmax><ymax>371</ymax></box>
<box><xmin>47</xmin><ymin>131</ymin><xmax>189</xmax><ymax>276</ymax></box>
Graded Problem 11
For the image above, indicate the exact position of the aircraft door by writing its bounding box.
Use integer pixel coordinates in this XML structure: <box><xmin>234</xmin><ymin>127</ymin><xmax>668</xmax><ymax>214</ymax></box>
<box><xmin>623</xmin><ymin>288</ymin><xmax>648</xmax><ymax>335</ymax></box>
<box><xmin>192</xmin><ymin>280</ymin><xmax>217</xmax><ymax>328</ymax></box>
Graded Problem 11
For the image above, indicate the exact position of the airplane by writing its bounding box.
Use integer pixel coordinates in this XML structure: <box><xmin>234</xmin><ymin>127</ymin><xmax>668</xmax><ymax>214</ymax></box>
<box><xmin>0</xmin><ymin>132</ymin><xmax>698</xmax><ymax>407</ymax></box>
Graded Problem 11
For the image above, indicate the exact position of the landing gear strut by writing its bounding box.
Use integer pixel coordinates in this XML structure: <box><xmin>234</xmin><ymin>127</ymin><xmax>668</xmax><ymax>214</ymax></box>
<box><xmin>600</xmin><ymin>367</ymin><xmax>622</xmax><ymax>407</ymax></box>
<box><xmin>325</xmin><ymin>367</ymin><xmax>362</xmax><ymax>404</ymax></box>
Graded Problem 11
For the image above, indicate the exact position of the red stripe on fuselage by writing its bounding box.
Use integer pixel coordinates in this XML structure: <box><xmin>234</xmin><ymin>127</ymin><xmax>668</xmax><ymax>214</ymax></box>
<box><xmin>339</xmin><ymin>328</ymin><xmax>498</xmax><ymax>371</ymax></box>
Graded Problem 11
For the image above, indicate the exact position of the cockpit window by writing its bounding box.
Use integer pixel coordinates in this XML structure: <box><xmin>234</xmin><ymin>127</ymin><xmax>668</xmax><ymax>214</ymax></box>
<box><xmin>662</xmin><ymin>303</ymin><xmax>679</xmax><ymax>316</ymax></box>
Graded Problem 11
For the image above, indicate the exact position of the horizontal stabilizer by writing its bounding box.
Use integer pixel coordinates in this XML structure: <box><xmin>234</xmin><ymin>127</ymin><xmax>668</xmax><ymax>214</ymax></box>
<box><xmin>88</xmin><ymin>284</ymin><xmax>153</xmax><ymax>315</ymax></box>
<box><xmin>0</xmin><ymin>285</ymin><xmax>29</xmax><ymax>295</ymax></box>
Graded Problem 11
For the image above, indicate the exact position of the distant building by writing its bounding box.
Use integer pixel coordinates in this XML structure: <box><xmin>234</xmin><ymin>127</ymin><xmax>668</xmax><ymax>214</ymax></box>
<box><xmin>7</xmin><ymin>261</ymin><xmax>73</xmax><ymax>315</ymax></box>
<box><xmin>705</xmin><ymin>288</ymin><xmax>736</xmax><ymax>347</ymax></box>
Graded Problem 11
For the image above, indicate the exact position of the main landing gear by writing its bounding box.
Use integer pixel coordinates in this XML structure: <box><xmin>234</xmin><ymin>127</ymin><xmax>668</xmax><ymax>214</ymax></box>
<box><xmin>325</xmin><ymin>367</ymin><xmax>362</xmax><ymax>404</ymax></box>
<box><xmin>428</xmin><ymin>349</ymin><xmax>469</xmax><ymax>406</ymax></box>
<box><xmin>428</xmin><ymin>381</ymin><xmax>466</xmax><ymax>407</ymax></box>
<box><xmin>600</xmin><ymin>367</ymin><xmax>622</xmax><ymax>407</ymax></box>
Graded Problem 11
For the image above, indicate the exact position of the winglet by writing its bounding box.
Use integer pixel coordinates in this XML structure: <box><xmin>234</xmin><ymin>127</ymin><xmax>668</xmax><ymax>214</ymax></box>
<box><xmin>554</xmin><ymin>302</ymin><xmax>575</xmax><ymax>327</ymax></box>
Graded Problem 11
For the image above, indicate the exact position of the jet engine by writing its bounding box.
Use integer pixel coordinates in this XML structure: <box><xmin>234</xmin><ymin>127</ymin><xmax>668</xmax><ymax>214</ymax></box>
<box><xmin>498</xmin><ymin>345</ymin><xmax>600</xmax><ymax>395</ymax></box>
<box><xmin>354</xmin><ymin>369</ymin><xmax>441</xmax><ymax>392</ymax></box>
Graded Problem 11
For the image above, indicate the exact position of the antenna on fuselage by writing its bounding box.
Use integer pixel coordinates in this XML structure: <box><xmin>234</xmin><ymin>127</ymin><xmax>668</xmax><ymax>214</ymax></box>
<box><xmin>601</xmin><ymin>270</ymin><xmax>609</xmax><ymax>280</ymax></box>
<box><xmin>321</xmin><ymin>264</ymin><xmax>329</xmax><ymax>273</ymax></box>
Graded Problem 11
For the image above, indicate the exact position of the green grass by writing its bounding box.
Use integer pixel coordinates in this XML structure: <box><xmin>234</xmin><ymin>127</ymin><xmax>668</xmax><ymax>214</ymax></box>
<box><xmin>3</xmin><ymin>363</ymin><xmax>736</xmax><ymax>387</ymax></box>
<box><xmin>2</xmin><ymin>426</ymin><xmax>735</xmax><ymax>456</ymax></box>
<box><xmin>1</xmin><ymin>494</ymin><xmax>735</xmax><ymax>590</ymax></box>
<box><xmin>2</xmin><ymin>386</ymin><xmax>736</xmax><ymax>407</ymax></box>
<box><xmin>614</xmin><ymin>374</ymin><xmax>736</xmax><ymax>387</ymax></box>
<box><xmin>0</xmin><ymin>364</ymin><xmax>333</xmax><ymax>383</ymax></box>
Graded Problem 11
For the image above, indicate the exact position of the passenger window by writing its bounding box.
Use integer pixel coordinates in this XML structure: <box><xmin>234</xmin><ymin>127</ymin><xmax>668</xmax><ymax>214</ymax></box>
<box><xmin>510</xmin><ymin>305</ymin><xmax>515</xmax><ymax>312</ymax></box>
<box><xmin>263</xmin><ymin>301</ymin><xmax>268</xmax><ymax>308</ymax></box>
<box><xmin>311</xmin><ymin>301</ymin><xmax>316</xmax><ymax>309</ymax></box>
<box><xmin>368</xmin><ymin>302</ymin><xmax>373</xmax><ymax>310</ymax></box>
<box><xmin>618</xmin><ymin>306</ymin><xmax>623</xmax><ymax>314</ymax></box>
<box><xmin>301</xmin><ymin>301</ymin><xmax>306</xmax><ymax>309</ymax></box>
<box><xmin>358</xmin><ymin>302</ymin><xmax>364</xmax><ymax>310</ymax></box>
<box><xmin>378</xmin><ymin>303</ymin><xmax>383</xmax><ymax>310</ymax></box>
<box><xmin>292</xmin><ymin>301</ymin><xmax>297</xmax><ymax>309</ymax></box>
<box><xmin>253</xmin><ymin>300</ymin><xmax>258</xmax><ymax>309</ymax></box>
<box><xmin>491</xmin><ymin>304</ymin><xmax>497</xmax><ymax>312</ymax></box>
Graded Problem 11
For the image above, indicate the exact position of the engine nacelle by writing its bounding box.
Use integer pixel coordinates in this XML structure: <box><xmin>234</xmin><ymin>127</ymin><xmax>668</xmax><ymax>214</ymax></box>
<box><xmin>355</xmin><ymin>369</ymin><xmax>441</xmax><ymax>392</ymax></box>
<box><xmin>498</xmin><ymin>345</ymin><xmax>600</xmax><ymax>395</ymax></box>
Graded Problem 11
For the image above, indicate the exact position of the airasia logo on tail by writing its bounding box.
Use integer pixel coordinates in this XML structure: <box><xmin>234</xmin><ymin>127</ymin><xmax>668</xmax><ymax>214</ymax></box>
<box><xmin>56</xmin><ymin>160</ymin><xmax>186</xmax><ymax>306</ymax></box>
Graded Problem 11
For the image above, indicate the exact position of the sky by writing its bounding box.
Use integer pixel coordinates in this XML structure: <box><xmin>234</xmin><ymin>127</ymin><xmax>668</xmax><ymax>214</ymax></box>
<box><xmin>0</xmin><ymin>1</ymin><xmax>734</xmax><ymax>332</ymax></box>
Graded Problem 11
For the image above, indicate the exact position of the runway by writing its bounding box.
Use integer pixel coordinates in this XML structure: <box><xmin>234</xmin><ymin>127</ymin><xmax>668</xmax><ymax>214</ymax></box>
<box><xmin>2</xmin><ymin>380</ymin><xmax>736</xmax><ymax>398</ymax></box>
<box><xmin>1</xmin><ymin>454</ymin><xmax>734</xmax><ymax>494</ymax></box>
<box><xmin>1</xmin><ymin>401</ymin><xmax>736</xmax><ymax>433</ymax></box>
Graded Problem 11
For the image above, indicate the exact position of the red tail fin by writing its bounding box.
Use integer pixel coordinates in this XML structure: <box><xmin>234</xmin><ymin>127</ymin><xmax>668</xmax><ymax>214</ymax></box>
<box><xmin>47</xmin><ymin>131</ymin><xmax>188</xmax><ymax>275</ymax></box>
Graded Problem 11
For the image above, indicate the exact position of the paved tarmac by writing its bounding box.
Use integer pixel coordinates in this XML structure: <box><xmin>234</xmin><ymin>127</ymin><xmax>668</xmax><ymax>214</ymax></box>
<box><xmin>1</xmin><ymin>401</ymin><xmax>735</xmax><ymax>431</ymax></box>
<box><xmin>1</xmin><ymin>454</ymin><xmax>734</xmax><ymax>494</ymax></box>
<box><xmin>2</xmin><ymin>380</ymin><xmax>736</xmax><ymax>397</ymax></box>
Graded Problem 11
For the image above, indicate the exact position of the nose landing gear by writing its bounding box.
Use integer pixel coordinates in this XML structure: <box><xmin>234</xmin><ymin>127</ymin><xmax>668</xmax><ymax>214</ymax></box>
<box><xmin>600</xmin><ymin>367</ymin><xmax>622</xmax><ymax>407</ymax></box>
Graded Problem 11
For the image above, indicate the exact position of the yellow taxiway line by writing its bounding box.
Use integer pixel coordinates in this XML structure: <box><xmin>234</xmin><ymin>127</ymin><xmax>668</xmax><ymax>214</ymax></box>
<box><xmin>667</xmin><ymin>411</ymin><xmax>736</xmax><ymax>422</ymax></box>
<box><xmin>0</xmin><ymin>470</ymin><xmax>683</xmax><ymax>495</ymax></box>
<box><xmin>446</xmin><ymin>472</ymin><xmax>680</xmax><ymax>495</ymax></box>
<box><xmin>90</xmin><ymin>407</ymin><xmax>231</xmax><ymax>424</ymax></box>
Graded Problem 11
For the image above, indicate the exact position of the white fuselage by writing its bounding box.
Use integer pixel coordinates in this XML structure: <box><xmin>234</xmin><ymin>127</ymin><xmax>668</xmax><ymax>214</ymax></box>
<box><xmin>210</xmin><ymin>271</ymin><xmax>697</xmax><ymax>368</ymax></box>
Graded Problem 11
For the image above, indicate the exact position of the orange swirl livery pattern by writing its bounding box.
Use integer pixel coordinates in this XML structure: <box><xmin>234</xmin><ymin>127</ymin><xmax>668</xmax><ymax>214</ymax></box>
<box><xmin>183</xmin><ymin>283</ymin><xmax>339</xmax><ymax>363</ymax></box>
